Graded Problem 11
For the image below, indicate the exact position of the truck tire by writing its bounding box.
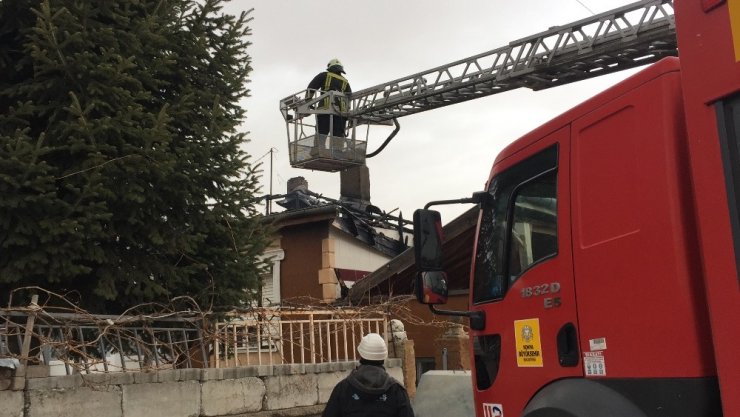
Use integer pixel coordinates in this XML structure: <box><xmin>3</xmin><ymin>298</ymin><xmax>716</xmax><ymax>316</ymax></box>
<box><xmin>521</xmin><ymin>378</ymin><xmax>647</xmax><ymax>417</ymax></box>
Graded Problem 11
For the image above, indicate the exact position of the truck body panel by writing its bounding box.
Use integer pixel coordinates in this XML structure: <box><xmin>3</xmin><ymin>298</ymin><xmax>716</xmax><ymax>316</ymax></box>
<box><xmin>675</xmin><ymin>2</ymin><xmax>740</xmax><ymax>415</ymax></box>
<box><xmin>471</xmin><ymin>57</ymin><xmax>724</xmax><ymax>416</ymax></box>
<box><xmin>570</xmin><ymin>67</ymin><xmax>714</xmax><ymax>379</ymax></box>
<box><xmin>406</xmin><ymin>2</ymin><xmax>740</xmax><ymax>415</ymax></box>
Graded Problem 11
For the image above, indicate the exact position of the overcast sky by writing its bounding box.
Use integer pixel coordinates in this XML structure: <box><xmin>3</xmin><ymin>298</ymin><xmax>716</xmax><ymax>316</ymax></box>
<box><xmin>225</xmin><ymin>0</ymin><xmax>642</xmax><ymax>223</ymax></box>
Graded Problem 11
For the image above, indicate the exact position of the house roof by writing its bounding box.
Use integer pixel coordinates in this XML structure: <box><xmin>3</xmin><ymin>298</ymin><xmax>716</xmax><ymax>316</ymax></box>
<box><xmin>345</xmin><ymin>206</ymin><xmax>479</xmax><ymax>304</ymax></box>
<box><xmin>263</xmin><ymin>191</ymin><xmax>409</xmax><ymax>258</ymax></box>
<box><xmin>263</xmin><ymin>204</ymin><xmax>339</xmax><ymax>228</ymax></box>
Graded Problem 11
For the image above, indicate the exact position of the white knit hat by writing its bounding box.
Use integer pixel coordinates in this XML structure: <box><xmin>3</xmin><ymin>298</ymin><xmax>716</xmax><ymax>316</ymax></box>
<box><xmin>357</xmin><ymin>333</ymin><xmax>388</xmax><ymax>361</ymax></box>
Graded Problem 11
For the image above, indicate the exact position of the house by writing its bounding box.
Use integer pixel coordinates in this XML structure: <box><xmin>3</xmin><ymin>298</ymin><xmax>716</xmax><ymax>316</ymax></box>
<box><xmin>257</xmin><ymin>175</ymin><xmax>477</xmax><ymax>384</ymax></box>
<box><xmin>260</xmin><ymin>176</ymin><xmax>409</xmax><ymax>306</ymax></box>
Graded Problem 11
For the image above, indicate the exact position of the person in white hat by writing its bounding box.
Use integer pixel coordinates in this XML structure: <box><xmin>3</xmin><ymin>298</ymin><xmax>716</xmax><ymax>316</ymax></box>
<box><xmin>322</xmin><ymin>333</ymin><xmax>414</xmax><ymax>417</ymax></box>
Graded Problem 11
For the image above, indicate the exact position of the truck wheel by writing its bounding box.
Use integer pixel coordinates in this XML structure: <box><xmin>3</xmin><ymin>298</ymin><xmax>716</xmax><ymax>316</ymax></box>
<box><xmin>521</xmin><ymin>379</ymin><xmax>646</xmax><ymax>417</ymax></box>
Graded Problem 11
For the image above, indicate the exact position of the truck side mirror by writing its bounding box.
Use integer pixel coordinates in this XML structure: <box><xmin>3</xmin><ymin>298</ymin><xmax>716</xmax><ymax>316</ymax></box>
<box><xmin>413</xmin><ymin>209</ymin><xmax>444</xmax><ymax>270</ymax></box>
<box><xmin>415</xmin><ymin>271</ymin><xmax>449</xmax><ymax>305</ymax></box>
<box><xmin>413</xmin><ymin>209</ymin><xmax>448</xmax><ymax>305</ymax></box>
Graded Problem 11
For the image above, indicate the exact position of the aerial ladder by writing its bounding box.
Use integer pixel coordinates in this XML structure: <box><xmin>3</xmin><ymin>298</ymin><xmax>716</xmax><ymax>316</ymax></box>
<box><xmin>279</xmin><ymin>0</ymin><xmax>676</xmax><ymax>173</ymax></box>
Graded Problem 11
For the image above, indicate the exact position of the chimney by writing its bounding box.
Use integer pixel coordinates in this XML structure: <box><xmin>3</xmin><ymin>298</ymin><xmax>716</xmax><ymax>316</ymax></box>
<box><xmin>277</xmin><ymin>176</ymin><xmax>316</xmax><ymax>210</ymax></box>
<box><xmin>287</xmin><ymin>176</ymin><xmax>309</xmax><ymax>193</ymax></box>
<box><xmin>340</xmin><ymin>165</ymin><xmax>371</xmax><ymax>209</ymax></box>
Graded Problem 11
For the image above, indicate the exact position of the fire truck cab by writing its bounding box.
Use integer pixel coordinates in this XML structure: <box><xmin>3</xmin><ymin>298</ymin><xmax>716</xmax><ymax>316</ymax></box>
<box><xmin>413</xmin><ymin>2</ymin><xmax>740</xmax><ymax>416</ymax></box>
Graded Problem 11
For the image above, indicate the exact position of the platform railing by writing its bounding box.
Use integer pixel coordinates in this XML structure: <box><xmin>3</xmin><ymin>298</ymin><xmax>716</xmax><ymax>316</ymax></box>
<box><xmin>280</xmin><ymin>89</ymin><xmax>369</xmax><ymax>172</ymax></box>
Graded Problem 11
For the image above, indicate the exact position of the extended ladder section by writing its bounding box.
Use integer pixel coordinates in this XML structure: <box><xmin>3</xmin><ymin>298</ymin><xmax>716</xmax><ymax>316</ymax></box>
<box><xmin>280</xmin><ymin>0</ymin><xmax>676</xmax><ymax>170</ymax></box>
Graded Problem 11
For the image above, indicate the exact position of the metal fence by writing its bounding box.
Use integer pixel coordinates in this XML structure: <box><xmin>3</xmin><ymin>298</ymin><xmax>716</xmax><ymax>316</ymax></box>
<box><xmin>1</xmin><ymin>306</ymin><xmax>389</xmax><ymax>374</ymax></box>
<box><xmin>0</xmin><ymin>309</ymin><xmax>208</xmax><ymax>375</ymax></box>
<box><xmin>214</xmin><ymin>310</ymin><xmax>388</xmax><ymax>368</ymax></box>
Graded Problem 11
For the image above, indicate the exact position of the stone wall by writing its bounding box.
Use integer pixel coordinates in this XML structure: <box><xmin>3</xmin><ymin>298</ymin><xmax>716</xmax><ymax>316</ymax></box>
<box><xmin>0</xmin><ymin>360</ymin><xmax>404</xmax><ymax>417</ymax></box>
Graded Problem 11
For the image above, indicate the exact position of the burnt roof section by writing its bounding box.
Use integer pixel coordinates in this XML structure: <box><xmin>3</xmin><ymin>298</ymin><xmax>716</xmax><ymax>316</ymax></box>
<box><xmin>263</xmin><ymin>189</ymin><xmax>411</xmax><ymax>258</ymax></box>
<box><xmin>263</xmin><ymin>204</ymin><xmax>339</xmax><ymax>228</ymax></box>
<box><xmin>345</xmin><ymin>206</ymin><xmax>479</xmax><ymax>305</ymax></box>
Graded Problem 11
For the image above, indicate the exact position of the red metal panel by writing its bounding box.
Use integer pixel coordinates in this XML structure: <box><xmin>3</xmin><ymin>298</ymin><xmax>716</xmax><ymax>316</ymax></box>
<box><xmin>676</xmin><ymin>2</ymin><xmax>740</xmax><ymax>415</ymax></box>
<box><xmin>571</xmin><ymin>68</ymin><xmax>715</xmax><ymax>378</ymax></box>
<box><xmin>473</xmin><ymin>57</ymin><xmax>724</xmax><ymax>416</ymax></box>
<box><xmin>471</xmin><ymin>127</ymin><xmax>580</xmax><ymax>417</ymax></box>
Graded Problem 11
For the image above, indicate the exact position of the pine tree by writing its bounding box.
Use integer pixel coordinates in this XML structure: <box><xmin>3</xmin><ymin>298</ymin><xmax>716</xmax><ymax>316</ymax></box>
<box><xmin>0</xmin><ymin>0</ymin><xmax>269</xmax><ymax>312</ymax></box>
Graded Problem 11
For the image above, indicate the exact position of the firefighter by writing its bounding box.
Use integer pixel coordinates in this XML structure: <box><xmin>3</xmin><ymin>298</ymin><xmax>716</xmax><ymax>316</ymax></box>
<box><xmin>322</xmin><ymin>333</ymin><xmax>414</xmax><ymax>417</ymax></box>
<box><xmin>307</xmin><ymin>59</ymin><xmax>352</xmax><ymax>155</ymax></box>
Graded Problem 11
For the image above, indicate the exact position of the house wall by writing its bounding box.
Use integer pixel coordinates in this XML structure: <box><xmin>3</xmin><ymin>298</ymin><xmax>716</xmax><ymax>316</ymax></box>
<box><xmin>398</xmin><ymin>294</ymin><xmax>470</xmax><ymax>369</ymax></box>
<box><xmin>279</xmin><ymin>223</ymin><xmax>328</xmax><ymax>302</ymax></box>
<box><xmin>331</xmin><ymin>229</ymin><xmax>392</xmax><ymax>272</ymax></box>
<box><xmin>274</xmin><ymin>217</ymin><xmax>402</xmax><ymax>305</ymax></box>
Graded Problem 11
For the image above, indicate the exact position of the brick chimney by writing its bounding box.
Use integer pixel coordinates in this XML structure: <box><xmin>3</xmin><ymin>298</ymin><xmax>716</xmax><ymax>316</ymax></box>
<box><xmin>287</xmin><ymin>176</ymin><xmax>309</xmax><ymax>193</ymax></box>
<box><xmin>340</xmin><ymin>165</ymin><xmax>371</xmax><ymax>209</ymax></box>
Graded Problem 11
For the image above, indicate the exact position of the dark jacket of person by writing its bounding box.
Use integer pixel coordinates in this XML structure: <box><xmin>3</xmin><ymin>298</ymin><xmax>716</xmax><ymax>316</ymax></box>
<box><xmin>322</xmin><ymin>363</ymin><xmax>414</xmax><ymax>417</ymax></box>
<box><xmin>308</xmin><ymin>67</ymin><xmax>352</xmax><ymax>94</ymax></box>
<box><xmin>307</xmin><ymin>67</ymin><xmax>351</xmax><ymax>111</ymax></box>
<box><xmin>307</xmin><ymin>66</ymin><xmax>352</xmax><ymax>136</ymax></box>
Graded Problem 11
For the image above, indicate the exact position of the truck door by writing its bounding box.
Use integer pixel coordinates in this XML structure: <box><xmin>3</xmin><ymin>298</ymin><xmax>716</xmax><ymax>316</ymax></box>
<box><xmin>676</xmin><ymin>2</ymin><xmax>740</xmax><ymax>415</ymax></box>
<box><xmin>470</xmin><ymin>128</ymin><xmax>580</xmax><ymax>417</ymax></box>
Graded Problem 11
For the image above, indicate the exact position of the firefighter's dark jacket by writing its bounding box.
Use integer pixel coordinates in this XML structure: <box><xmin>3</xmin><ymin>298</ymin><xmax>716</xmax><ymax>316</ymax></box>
<box><xmin>308</xmin><ymin>69</ymin><xmax>352</xmax><ymax>95</ymax></box>
<box><xmin>321</xmin><ymin>364</ymin><xmax>414</xmax><ymax>417</ymax></box>
<box><xmin>308</xmin><ymin>69</ymin><xmax>351</xmax><ymax>111</ymax></box>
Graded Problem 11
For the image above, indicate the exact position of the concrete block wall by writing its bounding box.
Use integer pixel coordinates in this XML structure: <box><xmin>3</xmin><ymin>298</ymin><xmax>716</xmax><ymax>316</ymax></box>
<box><xmin>0</xmin><ymin>359</ymin><xmax>403</xmax><ymax>417</ymax></box>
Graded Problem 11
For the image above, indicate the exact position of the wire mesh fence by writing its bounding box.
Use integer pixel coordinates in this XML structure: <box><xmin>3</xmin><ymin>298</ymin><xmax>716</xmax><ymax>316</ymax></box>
<box><xmin>1</xmin><ymin>309</ymin><xmax>208</xmax><ymax>375</ymax></box>
<box><xmin>1</xmin><ymin>297</ymin><xmax>389</xmax><ymax>374</ymax></box>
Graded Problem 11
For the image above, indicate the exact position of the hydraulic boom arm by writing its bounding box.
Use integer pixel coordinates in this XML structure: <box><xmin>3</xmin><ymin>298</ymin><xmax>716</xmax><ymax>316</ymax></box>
<box><xmin>281</xmin><ymin>0</ymin><xmax>675</xmax><ymax>125</ymax></box>
<box><xmin>279</xmin><ymin>0</ymin><xmax>676</xmax><ymax>170</ymax></box>
<box><xmin>349</xmin><ymin>0</ymin><xmax>676</xmax><ymax>124</ymax></box>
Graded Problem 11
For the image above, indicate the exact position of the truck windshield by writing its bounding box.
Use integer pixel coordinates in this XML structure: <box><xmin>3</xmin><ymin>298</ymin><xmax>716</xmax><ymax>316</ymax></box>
<box><xmin>473</xmin><ymin>145</ymin><xmax>558</xmax><ymax>304</ymax></box>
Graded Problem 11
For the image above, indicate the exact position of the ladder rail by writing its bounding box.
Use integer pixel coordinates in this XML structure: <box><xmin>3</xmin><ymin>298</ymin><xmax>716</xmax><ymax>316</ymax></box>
<box><xmin>346</xmin><ymin>0</ymin><xmax>675</xmax><ymax>123</ymax></box>
<box><xmin>278</xmin><ymin>0</ymin><xmax>678</xmax><ymax>170</ymax></box>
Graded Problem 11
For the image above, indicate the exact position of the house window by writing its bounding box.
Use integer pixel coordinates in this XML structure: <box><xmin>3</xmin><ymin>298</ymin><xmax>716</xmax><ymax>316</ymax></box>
<box><xmin>415</xmin><ymin>357</ymin><xmax>436</xmax><ymax>385</ymax></box>
<box><xmin>258</xmin><ymin>249</ymin><xmax>284</xmax><ymax>307</ymax></box>
<box><xmin>260</xmin><ymin>266</ymin><xmax>274</xmax><ymax>307</ymax></box>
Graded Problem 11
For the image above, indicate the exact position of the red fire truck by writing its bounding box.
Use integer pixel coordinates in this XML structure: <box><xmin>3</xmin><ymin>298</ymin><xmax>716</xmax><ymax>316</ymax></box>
<box><xmin>280</xmin><ymin>1</ymin><xmax>739</xmax><ymax>415</ymax></box>
<box><xmin>412</xmin><ymin>1</ymin><xmax>740</xmax><ymax>416</ymax></box>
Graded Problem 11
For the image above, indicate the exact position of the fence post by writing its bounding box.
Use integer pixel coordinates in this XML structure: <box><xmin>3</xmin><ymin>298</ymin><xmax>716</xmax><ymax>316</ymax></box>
<box><xmin>214</xmin><ymin>323</ymin><xmax>221</xmax><ymax>368</ymax></box>
<box><xmin>20</xmin><ymin>294</ymin><xmax>39</xmax><ymax>366</ymax></box>
<box><xmin>309</xmin><ymin>312</ymin><xmax>316</xmax><ymax>364</ymax></box>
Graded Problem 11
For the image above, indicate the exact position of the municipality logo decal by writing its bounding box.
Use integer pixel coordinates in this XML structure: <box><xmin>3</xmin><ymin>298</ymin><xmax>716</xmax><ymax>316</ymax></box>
<box><xmin>521</xmin><ymin>325</ymin><xmax>534</xmax><ymax>343</ymax></box>
<box><xmin>482</xmin><ymin>403</ymin><xmax>503</xmax><ymax>417</ymax></box>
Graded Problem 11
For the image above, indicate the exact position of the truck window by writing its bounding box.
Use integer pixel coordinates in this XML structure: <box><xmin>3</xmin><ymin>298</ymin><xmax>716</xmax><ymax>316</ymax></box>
<box><xmin>508</xmin><ymin>174</ymin><xmax>557</xmax><ymax>279</ymax></box>
<box><xmin>716</xmin><ymin>94</ymin><xmax>740</xmax><ymax>286</ymax></box>
<box><xmin>473</xmin><ymin>145</ymin><xmax>558</xmax><ymax>304</ymax></box>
